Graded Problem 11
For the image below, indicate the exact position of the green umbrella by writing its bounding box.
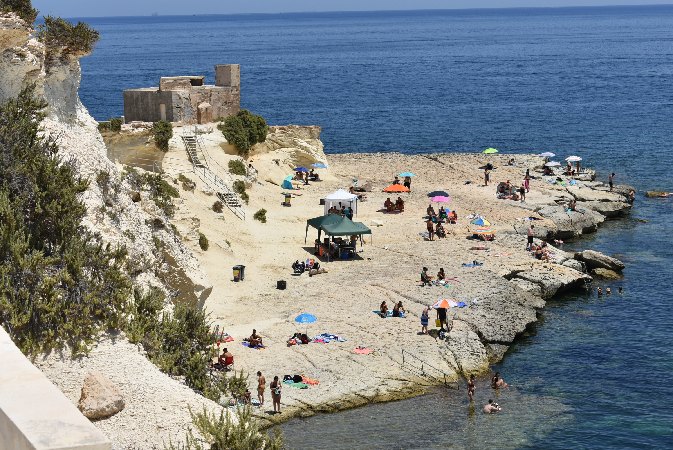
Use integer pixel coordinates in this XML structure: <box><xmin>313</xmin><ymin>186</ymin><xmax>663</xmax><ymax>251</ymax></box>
<box><xmin>483</xmin><ymin>148</ymin><xmax>499</xmax><ymax>154</ymax></box>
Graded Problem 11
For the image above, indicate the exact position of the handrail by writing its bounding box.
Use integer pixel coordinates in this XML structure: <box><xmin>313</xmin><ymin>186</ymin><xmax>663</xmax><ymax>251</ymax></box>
<box><xmin>401</xmin><ymin>349</ymin><xmax>459</xmax><ymax>389</ymax></box>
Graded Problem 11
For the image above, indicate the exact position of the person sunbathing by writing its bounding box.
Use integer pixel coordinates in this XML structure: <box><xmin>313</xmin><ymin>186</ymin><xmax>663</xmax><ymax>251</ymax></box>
<box><xmin>249</xmin><ymin>329</ymin><xmax>263</xmax><ymax>347</ymax></box>
<box><xmin>439</xmin><ymin>207</ymin><xmax>448</xmax><ymax>220</ymax></box>
<box><xmin>217</xmin><ymin>348</ymin><xmax>234</xmax><ymax>370</ymax></box>
<box><xmin>380</xmin><ymin>301</ymin><xmax>389</xmax><ymax>318</ymax></box>
<box><xmin>436</xmin><ymin>222</ymin><xmax>446</xmax><ymax>239</ymax></box>
<box><xmin>384</xmin><ymin>197</ymin><xmax>394</xmax><ymax>212</ymax></box>
<box><xmin>421</xmin><ymin>267</ymin><xmax>433</xmax><ymax>286</ymax></box>
<box><xmin>437</xmin><ymin>268</ymin><xmax>445</xmax><ymax>280</ymax></box>
<box><xmin>448</xmin><ymin>211</ymin><xmax>458</xmax><ymax>224</ymax></box>
<box><xmin>395</xmin><ymin>197</ymin><xmax>404</xmax><ymax>211</ymax></box>
<box><xmin>392</xmin><ymin>301</ymin><xmax>405</xmax><ymax>317</ymax></box>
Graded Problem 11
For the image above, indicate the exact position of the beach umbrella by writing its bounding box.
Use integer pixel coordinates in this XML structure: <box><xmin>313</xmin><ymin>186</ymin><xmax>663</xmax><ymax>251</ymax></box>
<box><xmin>538</xmin><ymin>152</ymin><xmax>555</xmax><ymax>158</ymax></box>
<box><xmin>470</xmin><ymin>217</ymin><xmax>491</xmax><ymax>227</ymax></box>
<box><xmin>482</xmin><ymin>148</ymin><xmax>499</xmax><ymax>154</ymax></box>
<box><xmin>427</xmin><ymin>190</ymin><xmax>449</xmax><ymax>197</ymax></box>
<box><xmin>383</xmin><ymin>184</ymin><xmax>410</xmax><ymax>193</ymax></box>
<box><xmin>295</xmin><ymin>313</ymin><xmax>317</xmax><ymax>324</ymax></box>
<box><xmin>545</xmin><ymin>161</ymin><xmax>561</xmax><ymax>167</ymax></box>
<box><xmin>565</xmin><ymin>156</ymin><xmax>582</xmax><ymax>162</ymax></box>
<box><xmin>294</xmin><ymin>167</ymin><xmax>309</xmax><ymax>173</ymax></box>
<box><xmin>398</xmin><ymin>172</ymin><xmax>416</xmax><ymax>177</ymax></box>
<box><xmin>432</xmin><ymin>299</ymin><xmax>452</xmax><ymax>309</ymax></box>
<box><xmin>312</xmin><ymin>162</ymin><xmax>328</xmax><ymax>169</ymax></box>
<box><xmin>431</xmin><ymin>195</ymin><xmax>451</xmax><ymax>203</ymax></box>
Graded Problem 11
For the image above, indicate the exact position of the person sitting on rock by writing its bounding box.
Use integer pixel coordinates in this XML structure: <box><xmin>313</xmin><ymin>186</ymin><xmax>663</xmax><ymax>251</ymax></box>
<box><xmin>448</xmin><ymin>210</ymin><xmax>458</xmax><ymax>224</ymax></box>
<box><xmin>395</xmin><ymin>197</ymin><xmax>405</xmax><ymax>212</ymax></box>
<box><xmin>380</xmin><ymin>301</ymin><xmax>389</xmax><ymax>318</ymax></box>
<box><xmin>421</xmin><ymin>267</ymin><xmax>433</xmax><ymax>286</ymax></box>
<box><xmin>384</xmin><ymin>197</ymin><xmax>394</xmax><ymax>212</ymax></box>
<box><xmin>218</xmin><ymin>348</ymin><xmax>234</xmax><ymax>370</ymax></box>
<box><xmin>437</xmin><ymin>268</ymin><xmax>445</xmax><ymax>281</ymax></box>
<box><xmin>249</xmin><ymin>329</ymin><xmax>263</xmax><ymax>347</ymax></box>
<box><xmin>436</xmin><ymin>222</ymin><xmax>446</xmax><ymax>239</ymax></box>
<box><xmin>392</xmin><ymin>301</ymin><xmax>405</xmax><ymax>318</ymax></box>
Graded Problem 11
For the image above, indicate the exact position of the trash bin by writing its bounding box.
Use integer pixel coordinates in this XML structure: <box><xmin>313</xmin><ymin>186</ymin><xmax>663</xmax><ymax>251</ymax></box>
<box><xmin>277</xmin><ymin>280</ymin><xmax>286</xmax><ymax>290</ymax></box>
<box><xmin>284</xmin><ymin>193</ymin><xmax>292</xmax><ymax>206</ymax></box>
<box><xmin>233</xmin><ymin>265</ymin><xmax>245</xmax><ymax>282</ymax></box>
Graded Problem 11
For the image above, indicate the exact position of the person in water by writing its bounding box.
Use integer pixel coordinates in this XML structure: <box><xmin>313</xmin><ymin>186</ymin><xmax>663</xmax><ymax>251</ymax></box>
<box><xmin>483</xmin><ymin>399</ymin><xmax>501</xmax><ymax>414</ymax></box>
<box><xmin>467</xmin><ymin>374</ymin><xmax>476</xmax><ymax>402</ymax></box>
<box><xmin>491</xmin><ymin>372</ymin><xmax>509</xmax><ymax>389</ymax></box>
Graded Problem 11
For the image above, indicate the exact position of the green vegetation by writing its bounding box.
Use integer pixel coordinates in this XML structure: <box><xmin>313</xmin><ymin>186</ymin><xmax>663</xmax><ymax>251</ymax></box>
<box><xmin>109</xmin><ymin>117</ymin><xmax>123</xmax><ymax>132</ymax></box>
<box><xmin>253</xmin><ymin>209</ymin><xmax>267</xmax><ymax>223</ymax></box>
<box><xmin>218</xmin><ymin>110</ymin><xmax>268</xmax><ymax>157</ymax></box>
<box><xmin>198</xmin><ymin>233</ymin><xmax>209</xmax><ymax>251</ymax></box>
<box><xmin>153</xmin><ymin>120</ymin><xmax>173</xmax><ymax>151</ymax></box>
<box><xmin>0</xmin><ymin>0</ymin><xmax>38</xmax><ymax>24</ymax></box>
<box><xmin>38</xmin><ymin>16</ymin><xmax>99</xmax><ymax>61</ymax></box>
<box><xmin>212</xmin><ymin>201</ymin><xmax>223</xmax><ymax>213</ymax></box>
<box><xmin>232</xmin><ymin>180</ymin><xmax>249</xmax><ymax>204</ymax></box>
<box><xmin>228</xmin><ymin>159</ymin><xmax>247</xmax><ymax>176</ymax></box>
<box><xmin>178</xmin><ymin>173</ymin><xmax>195</xmax><ymax>192</ymax></box>
<box><xmin>0</xmin><ymin>87</ymin><xmax>130</xmax><ymax>355</ymax></box>
<box><xmin>123</xmin><ymin>168</ymin><xmax>179</xmax><ymax>217</ymax></box>
<box><xmin>168</xmin><ymin>406</ymin><xmax>285</xmax><ymax>450</ymax></box>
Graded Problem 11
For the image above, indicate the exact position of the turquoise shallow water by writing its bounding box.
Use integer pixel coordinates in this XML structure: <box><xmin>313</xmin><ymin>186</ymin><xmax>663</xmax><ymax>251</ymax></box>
<box><xmin>75</xmin><ymin>6</ymin><xmax>673</xmax><ymax>448</ymax></box>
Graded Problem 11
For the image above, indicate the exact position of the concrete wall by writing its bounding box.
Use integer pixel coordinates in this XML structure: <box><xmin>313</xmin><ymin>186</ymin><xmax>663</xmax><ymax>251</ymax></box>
<box><xmin>0</xmin><ymin>327</ymin><xmax>111</xmax><ymax>450</ymax></box>
<box><xmin>123</xmin><ymin>89</ymin><xmax>174</xmax><ymax>123</ymax></box>
<box><xmin>215</xmin><ymin>64</ymin><xmax>240</xmax><ymax>88</ymax></box>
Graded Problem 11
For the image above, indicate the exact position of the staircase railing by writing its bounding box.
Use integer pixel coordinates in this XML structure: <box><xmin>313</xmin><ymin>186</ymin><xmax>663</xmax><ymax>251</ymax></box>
<box><xmin>401</xmin><ymin>349</ymin><xmax>459</xmax><ymax>389</ymax></box>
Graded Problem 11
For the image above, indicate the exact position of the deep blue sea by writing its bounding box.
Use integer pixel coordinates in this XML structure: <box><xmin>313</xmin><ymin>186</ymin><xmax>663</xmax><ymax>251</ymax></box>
<box><xmin>77</xmin><ymin>6</ymin><xmax>673</xmax><ymax>449</ymax></box>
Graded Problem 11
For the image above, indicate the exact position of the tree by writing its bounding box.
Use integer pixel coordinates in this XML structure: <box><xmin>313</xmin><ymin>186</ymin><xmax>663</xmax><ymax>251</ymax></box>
<box><xmin>0</xmin><ymin>87</ymin><xmax>131</xmax><ymax>355</ymax></box>
<box><xmin>218</xmin><ymin>110</ymin><xmax>268</xmax><ymax>157</ymax></box>
<box><xmin>0</xmin><ymin>0</ymin><xmax>38</xmax><ymax>24</ymax></box>
<box><xmin>38</xmin><ymin>16</ymin><xmax>100</xmax><ymax>61</ymax></box>
<box><xmin>153</xmin><ymin>120</ymin><xmax>173</xmax><ymax>151</ymax></box>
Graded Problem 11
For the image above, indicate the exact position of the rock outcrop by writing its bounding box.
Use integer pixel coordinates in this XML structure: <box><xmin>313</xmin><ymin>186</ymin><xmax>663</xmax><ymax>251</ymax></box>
<box><xmin>252</xmin><ymin>125</ymin><xmax>326</xmax><ymax>165</ymax></box>
<box><xmin>78</xmin><ymin>372</ymin><xmax>125</xmax><ymax>420</ymax></box>
<box><xmin>575</xmin><ymin>250</ymin><xmax>625</xmax><ymax>272</ymax></box>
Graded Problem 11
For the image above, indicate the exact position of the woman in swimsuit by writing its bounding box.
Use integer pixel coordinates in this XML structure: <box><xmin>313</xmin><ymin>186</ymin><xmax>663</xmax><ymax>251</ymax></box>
<box><xmin>437</xmin><ymin>268</ymin><xmax>445</xmax><ymax>281</ymax></box>
<box><xmin>270</xmin><ymin>375</ymin><xmax>282</xmax><ymax>413</ymax></box>
<box><xmin>257</xmin><ymin>371</ymin><xmax>266</xmax><ymax>406</ymax></box>
<box><xmin>392</xmin><ymin>301</ymin><xmax>405</xmax><ymax>317</ymax></box>
<box><xmin>467</xmin><ymin>374</ymin><xmax>476</xmax><ymax>402</ymax></box>
<box><xmin>380</xmin><ymin>301</ymin><xmax>389</xmax><ymax>318</ymax></box>
<box><xmin>420</xmin><ymin>307</ymin><xmax>429</xmax><ymax>334</ymax></box>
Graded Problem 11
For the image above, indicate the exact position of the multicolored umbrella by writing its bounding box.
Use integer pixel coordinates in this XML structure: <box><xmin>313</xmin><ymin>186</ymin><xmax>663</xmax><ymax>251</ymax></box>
<box><xmin>431</xmin><ymin>195</ymin><xmax>451</xmax><ymax>203</ymax></box>
<box><xmin>432</xmin><ymin>299</ymin><xmax>452</xmax><ymax>309</ymax></box>
<box><xmin>383</xmin><ymin>184</ymin><xmax>410</xmax><ymax>193</ymax></box>
<box><xmin>482</xmin><ymin>148</ymin><xmax>499</xmax><ymax>154</ymax></box>
<box><xmin>470</xmin><ymin>217</ymin><xmax>491</xmax><ymax>227</ymax></box>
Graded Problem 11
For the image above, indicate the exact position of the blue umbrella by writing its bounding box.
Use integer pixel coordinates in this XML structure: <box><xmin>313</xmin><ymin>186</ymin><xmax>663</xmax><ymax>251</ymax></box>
<box><xmin>399</xmin><ymin>172</ymin><xmax>416</xmax><ymax>177</ymax></box>
<box><xmin>312</xmin><ymin>162</ymin><xmax>328</xmax><ymax>169</ymax></box>
<box><xmin>295</xmin><ymin>313</ymin><xmax>317</xmax><ymax>324</ymax></box>
<box><xmin>295</xmin><ymin>167</ymin><xmax>309</xmax><ymax>173</ymax></box>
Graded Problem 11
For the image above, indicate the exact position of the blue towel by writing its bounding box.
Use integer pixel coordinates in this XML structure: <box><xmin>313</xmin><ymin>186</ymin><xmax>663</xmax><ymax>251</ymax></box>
<box><xmin>373</xmin><ymin>310</ymin><xmax>406</xmax><ymax>318</ymax></box>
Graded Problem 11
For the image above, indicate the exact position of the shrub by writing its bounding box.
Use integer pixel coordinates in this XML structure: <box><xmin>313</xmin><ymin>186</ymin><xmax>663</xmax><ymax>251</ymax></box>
<box><xmin>168</xmin><ymin>406</ymin><xmax>285</xmax><ymax>450</ymax></box>
<box><xmin>109</xmin><ymin>117</ymin><xmax>123</xmax><ymax>132</ymax></box>
<box><xmin>153</xmin><ymin>120</ymin><xmax>173</xmax><ymax>151</ymax></box>
<box><xmin>199</xmin><ymin>233</ymin><xmax>209</xmax><ymax>251</ymax></box>
<box><xmin>0</xmin><ymin>0</ymin><xmax>38</xmax><ymax>24</ymax></box>
<box><xmin>232</xmin><ymin>180</ymin><xmax>246</xmax><ymax>195</ymax></box>
<box><xmin>178</xmin><ymin>174</ymin><xmax>195</xmax><ymax>192</ymax></box>
<box><xmin>217</xmin><ymin>110</ymin><xmax>268</xmax><ymax>157</ymax></box>
<box><xmin>97</xmin><ymin>121</ymin><xmax>111</xmax><ymax>132</ymax></box>
<box><xmin>0</xmin><ymin>87</ymin><xmax>131</xmax><ymax>355</ymax></box>
<box><xmin>38</xmin><ymin>16</ymin><xmax>99</xmax><ymax>61</ymax></box>
<box><xmin>212</xmin><ymin>201</ymin><xmax>223</xmax><ymax>213</ymax></box>
<box><xmin>228</xmin><ymin>159</ymin><xmax>247</xmax><ymax>176</ymax></box>
<box><xmin>239</xmin><ymin>191</ymin><xmax>249</xmax><ymax>204</ymax></box>
<box><xmin>253</xmin><ymin>209</ymin><xmax>267</xmax><ymax>223</ymax></box>
<box><xmin>123</xmin><ymin>169</ymin><xmax>179</xmax><ymax>217</ymax></box>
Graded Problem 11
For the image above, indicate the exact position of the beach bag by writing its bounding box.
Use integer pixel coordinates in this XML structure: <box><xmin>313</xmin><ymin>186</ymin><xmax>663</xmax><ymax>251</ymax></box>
<box><xmin>293</xmin><ymin>374</ymin><xmax>303</xmax><ymax>383</ymax></box>
<box><xmin>435</xmin><ymin>319</ymin><xmax>442</xmax><ymax>327</ymax></box>
<box><xmin>283</xmin><ymin>375</ymin><xmax>293</xmax><ymax>382</ymax></box>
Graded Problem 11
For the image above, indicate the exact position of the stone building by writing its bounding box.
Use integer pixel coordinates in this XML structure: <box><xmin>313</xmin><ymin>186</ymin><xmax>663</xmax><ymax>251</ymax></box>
<box><xmin>123</xmin><ymin>64</ymin><xmax>240</xmax><ymax>124</ymax></box>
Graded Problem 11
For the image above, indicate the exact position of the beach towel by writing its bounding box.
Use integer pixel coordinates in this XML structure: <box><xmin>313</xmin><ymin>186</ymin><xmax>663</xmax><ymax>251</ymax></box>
<box><xmin>312</xmin><ymin>333</ymin><xmax>346</xmax><ymax>343</ymax></box>
<box><xmin>283</xmin><ymin>381</ymin><xmax>309</xmax><ymax>389</ymax></box>
<box><xmin>353</xmin><ymin>347</ymin><xmax>373</xmax><ymax>355</ymax></box>
<box><xmin>462</xmin><ymin>262</ymin><xmax>483</xmax><ymax>268</ymax></box>
<box><xmin>302</xmin><ymin>376</ymin><xmax>320</xmax><ymax>385</ymax></box>
<box><xmin>372</xmin><ymin>310</ymin><xmax>406</xmax><ymax>318</ymax></box>
<box><xmin>242</xmin><ymin>342</ymin><xmax>265</xmax><ymax>350</ymax></box>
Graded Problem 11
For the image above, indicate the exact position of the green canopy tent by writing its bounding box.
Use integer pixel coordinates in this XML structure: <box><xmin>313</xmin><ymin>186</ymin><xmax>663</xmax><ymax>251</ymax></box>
<box><xmin>305</xmin><ymin>215</ymin><xmax>372</xmax><ymax>261</ymax></box>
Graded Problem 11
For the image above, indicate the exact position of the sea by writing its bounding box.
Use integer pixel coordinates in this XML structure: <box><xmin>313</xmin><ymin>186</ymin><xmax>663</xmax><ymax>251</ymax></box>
<box><xmin>77</xmin><ymin>6</ymin><xmax>673</xmax><ymax>449</ymax></box>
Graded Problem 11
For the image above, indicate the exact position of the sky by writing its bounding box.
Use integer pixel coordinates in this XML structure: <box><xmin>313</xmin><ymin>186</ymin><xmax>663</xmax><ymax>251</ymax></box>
<box><xmin>32</xmin><ymin>0</ymin><xmax>673</xmax><ymax>18</ymax></box>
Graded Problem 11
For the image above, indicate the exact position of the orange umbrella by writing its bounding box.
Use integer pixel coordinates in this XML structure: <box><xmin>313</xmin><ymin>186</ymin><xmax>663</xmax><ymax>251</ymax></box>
<box><xmin>383</xmin><ymin>184</ymin><xmax>410</xmax><ymax>193</ymax></box>
<box><xmin>432</xmin><ymin>298</ymin><xmax>453</xmax><ymax>309</ymax></box>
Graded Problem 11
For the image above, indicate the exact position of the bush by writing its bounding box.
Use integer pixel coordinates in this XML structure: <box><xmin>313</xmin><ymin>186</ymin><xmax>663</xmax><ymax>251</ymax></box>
<box><xmin>228</xmin><ymin>159</ymin><xmax>247</xmax><ymax>176</ymax></box>
<box><xmin>109</xmin><ymin>117</ymin><xmax>123</xmax><ymax>132</ymax></box>
<box><xmin>123</xmin><ymin>169</ymin><xmax>179</xmax><ymax>217</ymax></box>
<box><xmin>198</xmin><ymin>233</ymin><xmax>209</xmax><ymax>251</ymax></box>
<box><xmin>253</xmin><ymin>209</ymin><xmax>267</xmax><ymax>223</ymax></box>
<box><xmin>217</xmin><ymin>110</ymin><xmax>268</xmax><ymax>157</ymax></box>
<box><xmin>0</xmin><ymin>0</ymin><xmax>38</xmax><ymax>24</ymax></box>
<box><xmin>38</xmin><ymin>16</ymin><xmax>99</xmax><ymax>61</ymax></box>
<box><xmin>0</xmin><ymin>87</ymin><xmax>131</xmax><ymax>355</ymax></box>
<box><xmin>212</xmin><ymin>201</ymin><xmax>223</xmax><ymax>213</ymax></box>
<box><xmin>153</xmin><ymin>120</ymin><xmax>173</xmax><ymax>151</ymax></box>
<box><xmin>232</xmin><ymin>180</ymin><xmax>246</xmax><ymax>195</ymax></box>
<box><xmin>178</xmin><ymin>174</ymin><xmax>195</xmax><ymax>192</ymax></box>
<box><xmin>168</xmin><ymin>406</ymin><xmax>285</xmax><ymax>450</ymax></box>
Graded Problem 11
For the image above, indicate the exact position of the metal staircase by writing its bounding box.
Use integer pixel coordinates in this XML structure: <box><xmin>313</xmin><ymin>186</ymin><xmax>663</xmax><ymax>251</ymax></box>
<box><xmin>181</xmin><ymin>133</ymin><xmax>245</xmax><ymax>221</ymax></box>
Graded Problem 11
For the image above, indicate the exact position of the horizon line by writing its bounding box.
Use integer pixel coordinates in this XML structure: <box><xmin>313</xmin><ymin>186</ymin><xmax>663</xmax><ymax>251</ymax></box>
<box><xmin>49</xmin><ymin>3</ymin><xmax>673</xmax><ymax>20</ymax></box>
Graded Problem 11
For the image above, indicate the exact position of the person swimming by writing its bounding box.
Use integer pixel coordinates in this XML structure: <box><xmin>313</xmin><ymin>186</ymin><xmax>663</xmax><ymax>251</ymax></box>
<box><xmin>483</xmin><ymin>399</ymin><xmax>501</xmax><ymax>414</ymax></box>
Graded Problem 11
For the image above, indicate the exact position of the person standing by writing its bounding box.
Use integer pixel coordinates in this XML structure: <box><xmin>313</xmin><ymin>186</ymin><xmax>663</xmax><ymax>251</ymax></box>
<box><xmin>609</xmin><ymin>172</ymin><xmax>615</xmax><ymax>191</ymax></box>
<box><xmin>519</xmin><ymin>183</ymin><xmax>526</xmax><ymax>202</ymax></box>
<box><xmin>467</xmin><ymin>374</ymin><xmax>476</xmax><ymax>402</ymax></box>
<box><xmin>527</xmin><ymin>224</ymin><xmax>535</xmax><ymax>250</ymax></box>
<box><xmin>420</xmin><ymin>306</ymin><xmax>429</xmax><ymax>334</ymax></box>
<box><xmin>524</xmin><ymin>172</ymin><xmax>530</xmax><ymax>192</ymax></box>
<box><xmin>403</xmin><ymin>176</ymin><xmax>411</xmax><ymax>190</ymax></box>
<box><xmin>484</xmin><ymin>169</ymin><xmax>491</xmax><ymax>186</ymax></box>
<box><xmin>437</xmin><ymin>306</ymin><xmax>448</xmax><ymax>331</ymax></box>
<box><xmin>426</xmin><ymin>218</ymin><xmax>435</xmax><ymax>241</ymax></box>
<box><xmin>270</xmin><ymin>375</ymin><xmax>282</xmax><ymax>414</ymax></box>
<box><xmin>257</xmin><ymin>371</ymin><xmax>266</xmax><ymax>407</ymax></box>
